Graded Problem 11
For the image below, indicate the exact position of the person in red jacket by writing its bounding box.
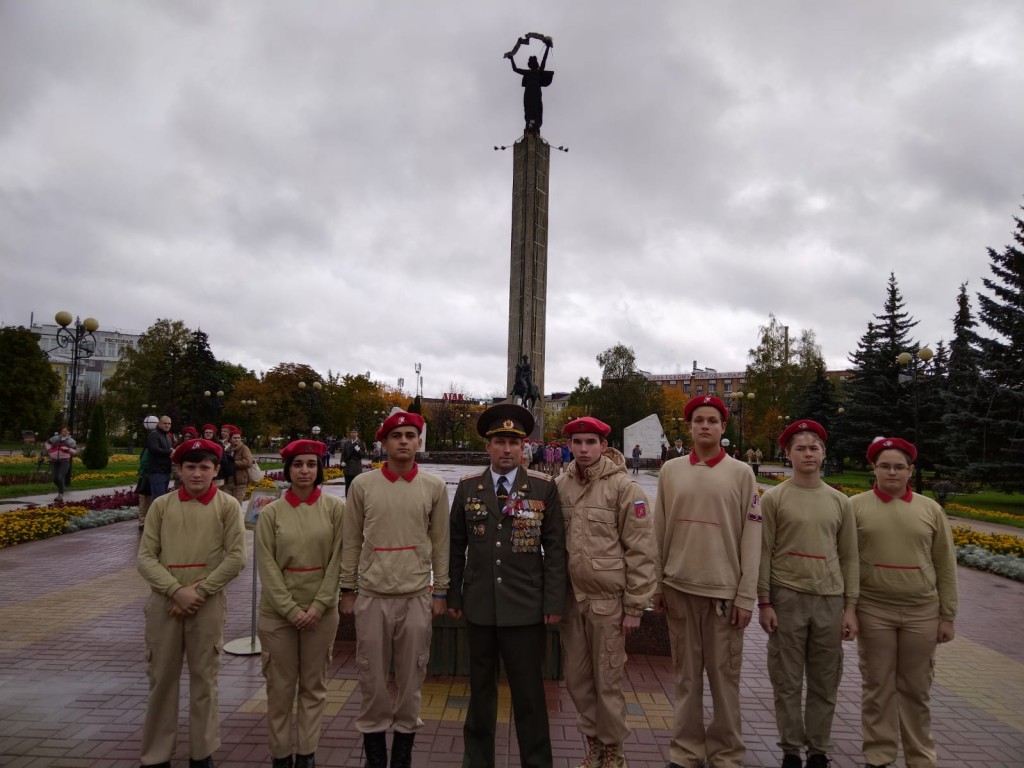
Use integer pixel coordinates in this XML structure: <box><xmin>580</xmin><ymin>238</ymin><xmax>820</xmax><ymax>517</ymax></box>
<box><xmin>44</xmin><ymin>426</ymin><xmax>77</xmax><ymax>502</ymax></box>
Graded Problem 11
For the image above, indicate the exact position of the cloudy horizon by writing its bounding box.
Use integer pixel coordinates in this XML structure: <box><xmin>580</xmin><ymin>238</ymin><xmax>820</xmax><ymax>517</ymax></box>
<box><xmin>2</xmin><ymin>2</ymin><xmax>1022</xmax><ymax>399</ymax></box>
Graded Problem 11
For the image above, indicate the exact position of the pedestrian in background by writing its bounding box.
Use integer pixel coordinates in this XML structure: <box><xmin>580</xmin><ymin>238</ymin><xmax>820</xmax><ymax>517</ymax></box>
<box><xmin>341</xmin><ymin>427</ymin><xmax>366</xmax><ymax>498</ymax></box>
<box><xmin>146</xmin><ymin>415</ymin><xmax>174</xmax><ymax>498</ymax></box>
<box><xmin>224</xmin><ymin>426</ymin><xmax>254</xmax><ymax>504</ymax></box>
<box><xmin>44</xmin><ymin>426</ymin><xmax>77</xmax><ymax>503</ymax></box>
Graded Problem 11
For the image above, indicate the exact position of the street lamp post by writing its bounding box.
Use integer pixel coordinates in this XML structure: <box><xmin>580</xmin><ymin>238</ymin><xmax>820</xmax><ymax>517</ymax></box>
<box><xmin>204</xmin><ymin>389</ymin><xmax>225</xmax><ymax>421</ymax></box>
<box><xmin>728</xmin><ymin>391</ymin><xmax>755</xmax><ymax>455</ymax></box>
<box><xmin>241</xmin><ymin>400</ymin><xmax>257</xmax><ymax>444</ymax></box>
<box><xmin>298</xmin><ymin>381</ymin><xmax>322</xmax><ymax>436</ymax></box>
<box><xmin>897</xmin><ymin>346</ymin><xmax>934</xmax><ymax>493</ymax></box>
<box><xmin>51</xmin><ymin>312</ymin><xmax>99</xmax><ymax>437</ymax></box>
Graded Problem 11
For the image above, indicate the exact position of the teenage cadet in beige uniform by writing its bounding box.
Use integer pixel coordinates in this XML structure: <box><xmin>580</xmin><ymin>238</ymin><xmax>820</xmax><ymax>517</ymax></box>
<box><xmin>556</xmin><ymin>417</ymin><xmax>657</xmax><ymax>768</ymax></box>
<box><xmin>257</xmin><ymin>439</ymin><xmax>345</xmax><ymax>768</ymax></box>
<box><xmin>340</xmin><ymin>411</ymin><xmax>449</xmax><ymax>768</ymax></box>
<box><xmin>652</xmin><ymin>395</ymin><xmax>762</xmax><ymax>768</ymax></box>
<box><xmin>852</xmin><ymin>438</ymin><xmax>957</xmax><ymax>768</ymax></box>
<box><xmin>448</xmin><ymin>403</ymin><xmax>567</xmax><ymax>768</ymax></box>
<box><xmin>137</xmin><ymin>438</ymin><xmax>246</xmax><ymax>768</ymax></box>
<box><xmin>757</xmin><ymin>420</ymin><xmax>859</xmax><ymax>768</ymax></box>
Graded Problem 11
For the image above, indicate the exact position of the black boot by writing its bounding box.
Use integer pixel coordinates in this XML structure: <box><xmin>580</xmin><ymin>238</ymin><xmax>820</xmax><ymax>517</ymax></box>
<box><xmin>189</xmin><ymin>758</ymin><xmax>214</xmax><ymax>768</ymax></box>
<box><xmin>271</xmin><ymin>757</ymin><xmax>293</xmax><ymax>768</ymax></box>
<box><xmin>390</xmin><ymin>732</ymin><xmax>415</xmax><ymax>768</ymax></box>
<box><xmin>295</xmin><ymin>753</ymin><xmax>315</xmax><ymax>768</ymax></box>
<box><xmin>363</xmin><ymin>732</ymin><xmax>388</xmax><ymax>768</ymax></box>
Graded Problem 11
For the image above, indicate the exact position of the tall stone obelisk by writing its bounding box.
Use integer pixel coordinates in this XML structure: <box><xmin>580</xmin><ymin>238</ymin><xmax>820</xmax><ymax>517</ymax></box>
<box><xmin>506</xmin><ymin>135</ymin><xmax>550</xmax><ymax>440</ymax></box>
<box><xmin>504</xmin><ymin>32</ymin><xmax>554</xmax><ymax>440</ymax></box>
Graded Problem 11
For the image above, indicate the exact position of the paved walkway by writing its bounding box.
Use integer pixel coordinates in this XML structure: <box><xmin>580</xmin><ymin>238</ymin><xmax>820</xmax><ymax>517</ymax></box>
<box><xmin>1</xmin><ymin>465</ymin><xmax>1023</xmax><ymax>767</ymax></box>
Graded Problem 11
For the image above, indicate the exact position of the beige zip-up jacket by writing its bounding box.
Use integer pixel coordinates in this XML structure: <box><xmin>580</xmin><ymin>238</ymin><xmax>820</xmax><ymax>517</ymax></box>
<box><xmin>556</xmin><ymin>449</ymin><xmax>657</xmax><ymax>617</ymax></box>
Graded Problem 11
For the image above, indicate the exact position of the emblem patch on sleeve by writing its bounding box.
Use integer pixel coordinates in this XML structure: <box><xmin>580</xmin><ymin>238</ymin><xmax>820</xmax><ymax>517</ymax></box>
<box><xmin>748</xmin><ymin>492</ymin><xmax>762</xmax><ymax>522</ymax></box>
<box><xmin>633</xmin><ymin>500</ymin><xmax>647</xmax><ymax>519</ymax></box>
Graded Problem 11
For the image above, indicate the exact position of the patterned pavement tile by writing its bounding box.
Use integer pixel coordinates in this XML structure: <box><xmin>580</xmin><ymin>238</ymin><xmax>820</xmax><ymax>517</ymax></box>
<box><xmin>1</xmin><ymin>467</ymin><xmax>1023</xmax><ymax>767</ymax></box>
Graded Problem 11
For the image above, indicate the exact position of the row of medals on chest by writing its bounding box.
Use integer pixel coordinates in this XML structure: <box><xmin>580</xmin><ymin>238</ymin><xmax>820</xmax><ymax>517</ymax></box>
<box><xmin>468</xmin><ymin>488</ymin><xmax>544</xmax><ymax>552</ymax></box>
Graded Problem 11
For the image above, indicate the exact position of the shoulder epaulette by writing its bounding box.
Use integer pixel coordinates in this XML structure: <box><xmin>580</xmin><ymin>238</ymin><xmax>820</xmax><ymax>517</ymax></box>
<box><xmin>526</xmin><ymin>468</ymin><xmax>555</xmax><ymax>482</ymax></box>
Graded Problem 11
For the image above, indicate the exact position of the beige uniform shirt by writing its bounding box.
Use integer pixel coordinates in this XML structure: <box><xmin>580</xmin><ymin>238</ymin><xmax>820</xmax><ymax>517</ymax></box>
<box><xmin>851</xmin><ymin>487</ymin><xmax>958</xmax><ymax>621</ymax></box>
<box><xmin>758</xmin><ymin>480</ymin><xmax>859</xmax><ymax>601</ymax></box>
<box><xmin>654</xmin><ymin>451</ymin><xmax>762</xmax><ymax>611</ymax></box>
<box><xmin>257</xmin><ymin>488</ymin><xmax>345</xmax><ymax>621</ymax></box>
<box><xmin>137</xmin><ymin>486</ymin><xmax>246</xmax><ymax>596</ymax></box>
<box><xmin>340</xmin><ymin>465</ymin><xmax>450</xmax><ymax>598</ymax></box>
<box><xmin>556</xmin><ymin>449</ymin><xmax>657</xmax><ymax>616</ymax></box>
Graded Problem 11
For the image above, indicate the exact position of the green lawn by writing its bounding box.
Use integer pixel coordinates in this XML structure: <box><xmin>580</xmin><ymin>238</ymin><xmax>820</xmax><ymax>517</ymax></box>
<box><xmin>0</xmin><ymin>456</ymin><xmax>287</xmax><ymax>501</ymax></box>
<box><xmin>750</xmin><ymin>467</ymin><xmax>1024</xmax><ymax>520</ymax></box>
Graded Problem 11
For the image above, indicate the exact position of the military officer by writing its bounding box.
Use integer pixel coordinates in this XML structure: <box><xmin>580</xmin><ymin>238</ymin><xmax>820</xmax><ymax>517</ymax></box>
<box><xmin>448</xmin><ymin>403</ymin><xmax>568</xmax><ymax>768</ymax></box>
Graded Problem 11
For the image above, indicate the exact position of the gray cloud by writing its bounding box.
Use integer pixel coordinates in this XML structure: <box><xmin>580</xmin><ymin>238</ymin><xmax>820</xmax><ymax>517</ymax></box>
<box><xmin>2</xmin><ymin>1</ymin><xmax>1022</xmax><ymax>400</ymax></box>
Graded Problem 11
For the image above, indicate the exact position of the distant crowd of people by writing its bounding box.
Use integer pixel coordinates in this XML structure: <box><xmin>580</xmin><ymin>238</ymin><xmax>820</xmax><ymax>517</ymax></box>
<box><xmin>132</xmin><ymin>398</ymin><xmax>956</xmax><ymax>768</ymax></box>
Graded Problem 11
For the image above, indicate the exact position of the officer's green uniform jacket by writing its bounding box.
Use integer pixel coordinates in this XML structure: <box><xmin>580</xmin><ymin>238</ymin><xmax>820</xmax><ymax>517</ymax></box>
<box><xmin>449</xmin><ymin>466</ymin><xmax>567</xmax><ymax>625</ymax></box>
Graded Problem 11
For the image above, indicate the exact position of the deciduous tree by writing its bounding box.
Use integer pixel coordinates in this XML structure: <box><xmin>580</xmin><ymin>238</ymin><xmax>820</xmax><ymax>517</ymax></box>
<box><xmin>0</xmin><ymin>327</ymin><xmax>61</xmax><ymax>440</ymax></box>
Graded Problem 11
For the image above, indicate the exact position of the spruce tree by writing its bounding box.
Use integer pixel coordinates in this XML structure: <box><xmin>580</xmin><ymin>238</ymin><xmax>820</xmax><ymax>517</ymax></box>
<box><xmin>81</xmin><ymin>404</ymin><xmax>110</xmax><ymax>470</ymax></box>
<box><xmin>940</xmin><ymin>284</ymin><xmax>991</xmax><ymax>482</ymax></box>
<box><xmin>974</xmin><ymin>208</ymin><xmax>1024</xmax><ymax>491</ymax></box>
<box><xmin>792</xmin><ymin>361</ymin><xmax>846</xmax><ymax>467</ymax></box>
<box><xmin>839</xmin><ymin>274</ymin><xmax>919</xmax><ymax>463</ymax></box>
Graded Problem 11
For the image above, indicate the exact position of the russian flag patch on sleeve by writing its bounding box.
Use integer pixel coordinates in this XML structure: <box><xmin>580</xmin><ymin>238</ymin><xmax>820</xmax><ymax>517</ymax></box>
<box><xmin>634</xmin><ymin>500</ymin><xmax>647</xmax><ymax>519</ymax></box>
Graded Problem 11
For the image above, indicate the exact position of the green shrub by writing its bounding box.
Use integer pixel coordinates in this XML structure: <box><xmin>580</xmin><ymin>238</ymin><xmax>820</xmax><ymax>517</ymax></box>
<box><xmin>81</xmin><ymin>405</ymin><xmax>110</xmax><ymax>470</ymax></box>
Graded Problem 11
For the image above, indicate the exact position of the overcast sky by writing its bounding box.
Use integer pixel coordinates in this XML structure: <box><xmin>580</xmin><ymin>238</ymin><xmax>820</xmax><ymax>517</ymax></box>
<box><xmin>2</xmin><ymin>2</ymin><xmax>1022</xmax><ymax>399</ymax></box>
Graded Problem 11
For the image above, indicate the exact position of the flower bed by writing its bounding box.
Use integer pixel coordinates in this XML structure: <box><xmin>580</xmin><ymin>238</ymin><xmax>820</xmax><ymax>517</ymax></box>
<box><xmin>0</xmin><ymin>490</ymin><xmax>141</xmax><ymax>549</ymax></box>
<box><xmin>0</xmin><ymin>505</ymin><xmax>89</xmax><ymax>548</ymax></box>
<box><xmin>951</xmin><ymin>526</ymin><xmax>1024</xmax><ymax>557</ymax></box>
<box><xmin>952</xmin><ymin>526</ymin><xmax>1024</xmax><ymax>582</ymax></box>
<box><xmin>955</xmin><ymin>545</ymin><xmax>1024</xmax><ymax>582</ymax></box>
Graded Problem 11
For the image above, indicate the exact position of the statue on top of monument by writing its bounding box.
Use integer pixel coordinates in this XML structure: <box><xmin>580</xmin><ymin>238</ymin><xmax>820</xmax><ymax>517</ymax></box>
<box><xmin>504</xmin><ymin>33</ymin><xmax>554</xmax><ymax>135</ymax></box>
<box><xmin>512</xmin><ymin>354</ymin><xmax>540</xmax><ymax>412</ymax></box>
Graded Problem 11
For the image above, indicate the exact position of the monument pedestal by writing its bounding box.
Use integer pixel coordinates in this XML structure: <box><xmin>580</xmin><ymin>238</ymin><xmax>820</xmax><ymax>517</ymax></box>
<box><xmin>507</xmin><ymin>133</ymin><xmax>551</xmax><ymax>440</ymax></box>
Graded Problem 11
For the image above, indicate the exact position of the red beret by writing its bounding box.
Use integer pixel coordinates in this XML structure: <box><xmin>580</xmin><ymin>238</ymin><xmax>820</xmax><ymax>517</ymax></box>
<box><xmin>778</xmin><ymin>419</ymin><xmax>827</xmax><ymax>448</ymax></box>
<box><xmin>867</xmin><ymin>437</ymin><xmax>918</xmax><ymax>464</ymax></box>
<box><xmin>201</xmin><ymin>424</ymin><xmax>217</xmax><ymax>434</ymax></box>
<box><xmin>684</xmin><ymin>395</ymin><xmax>729</xmax><ymax>422</ymax></box>
<box><xmin>224</xmin><ymin>425</ymin><xmax>241</xmax><ymax>436</ymax></box>
<box><xmin>562</xmin><ymin>416</ymin><xmax>611</xmax><ymax>438</ymax></box>
<box><xmin>280</xmin><ymin>439</ymin><xmax>327</xmax><ymax>461</ymax></box>
<box><xmin>180</xmin><ymin>426</ymin><xmax>198</xmax><ymax>439</ymax></box>
<box><xmin>171</xmin><ymin>438</ymin><xmax>224</xmax><ymax>465</ymax></box>
<box><xmin>376</xmin><ymin>411</ymin><xmax>425</xmax><ymax>443</ymax></box>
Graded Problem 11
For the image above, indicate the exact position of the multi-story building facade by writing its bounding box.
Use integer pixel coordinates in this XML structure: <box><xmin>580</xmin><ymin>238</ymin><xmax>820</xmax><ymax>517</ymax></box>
<box><xmin>26</xmin><ymin>319</ymin><xmax>141</xmax><ymax>418</ymax></box>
